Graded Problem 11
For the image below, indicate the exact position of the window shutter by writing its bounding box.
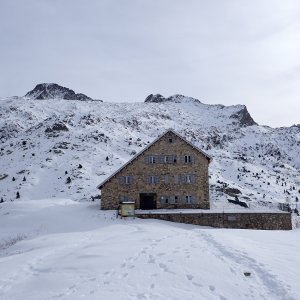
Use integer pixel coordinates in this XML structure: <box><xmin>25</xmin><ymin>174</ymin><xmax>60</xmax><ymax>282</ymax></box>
<box><xmin>191</xmin><ymin>175</ymin><xmax>196</xmax><ymax>183</ymax></box>
<box><xmin>129</xmin><ymin>176</ymin><xmax>134</xmax><ymax>184</ymax></box>
<box><xmin>119</xmin><ymin>176</ymin><xmax>125</xmax><ymax>184</ymax></box>
<box><xmin>170</xmin><ymin>196</ymin><xmax>175</xmax><ymax>204</ymax></box>
<box><xmin>191</xmin><ymin>155</ymin><xmax>196</xmax><ymax>163</ymax></box>
<box><xmin>145</xmin><ymin>156</ymin><xmax>149</xmax><ymax>164</ymax></box>
<box><xmin>146</xmin><ymin>176</ymin><xmax>150</xmax><ymax>184</ymax></box>
<box><xmin>174</xmin><ymin>175</ymin><xmax>179</xmax><ymax>184</ymax></box>
<box><xmin>191</xmin><ymin>196</ymin><xmax>198</xmax><ymax>204</ymax></box>
<box><xmin>155</xmin><ymin>176</ymin><xmax>159</xmax><ymax>184</ymax></box>
<box><xmin>180</xmin><ymin>155</ymin><xmax>184</xmax><ymax>163</ymax></box>
<box><xmin>181</xmin><ymin>175</ymin><xmax>186</xmax><ymax>183</ymax></box>
<box><xmin>164</xmin><ymin>175</ymin><xmax>169</xmax><ymax>184</ymax></box>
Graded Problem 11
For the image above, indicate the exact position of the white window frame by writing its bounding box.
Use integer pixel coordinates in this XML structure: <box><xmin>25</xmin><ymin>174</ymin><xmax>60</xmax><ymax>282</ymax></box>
<box><xmin>184</xmin><ymin>155</ymin><xmax>192</xmax><ymax>163</ymax></box>
<box><xmin>123</xmin><ymin>176</ymin><xmax>133</xmax><ymax>184</ymax></box>
<box><xmin>149</xmin><ymin>175</ymin><xmax>159</xmax><ymax>184</ymax></box>
<box><xmin>185</xmin><ymin>195</ymin><xmax>192</xmax><ymax>204</ymax></box>
<box><xmin>186</xmin><ymin>175</ymin><xmax>192</xmax><ymax>183</ymax></box>
<box><xmin>149</xmin><ymin>156</ymin><xmax>156</xmax><ymax>164</ymax></box>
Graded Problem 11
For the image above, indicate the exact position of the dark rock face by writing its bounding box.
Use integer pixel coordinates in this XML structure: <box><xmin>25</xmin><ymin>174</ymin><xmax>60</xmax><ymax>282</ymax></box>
<box><xmin>25</xmin><ymin>83</ymin><xmax>94</xmax><ymax>101</ymax></box>
<box><xmin>230</xmin><ymin>106</ymin><xmax>257</xmax><ymax>127</ymax></box>
<box><xmin>45</xmin><ymin>122</ymin><xmax>69</xmax><ymax>133</ymax></box>
<box><xmin>223</xmin><ymin>187</ymin><xmax>242</xmax><ymax>196</ymax></box>
<box><xmin>145</xmin><ymin>94</ymin><xmax>200</xmax><ymax>104</ymax></box>
<box><xmin>144</xmin><ymin>94</ymin><xmax>166</xmax><ymax>103</ymax></box>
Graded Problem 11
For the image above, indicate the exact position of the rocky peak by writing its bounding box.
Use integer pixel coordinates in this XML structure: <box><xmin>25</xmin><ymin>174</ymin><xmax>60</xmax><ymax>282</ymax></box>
<box><xmin>144</xmin><ymin>94</ymin><xmax>201</xmax><ymax>104</ymax></box>
<box><xmin>230</xmin><ymin>106</ymin><xmax>257</xmax><ymax>127</ymax></box>
<box><xmin>25</xmin><ymin>83</ymin><xmax>95</xmax><ymax>101</ymax></box>
<box><xmin>144</xmin><ymin>94</ymin><xmax>166</xmax><ymax>103</ymax></box>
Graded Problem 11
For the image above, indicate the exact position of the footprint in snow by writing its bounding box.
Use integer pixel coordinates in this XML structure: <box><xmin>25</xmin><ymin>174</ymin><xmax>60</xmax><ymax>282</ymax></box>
<box><xmin>186</xmin><ymin>274</ymin><xmax>194</xmax><ymax>281</ymax></box>
<box><xmin>209</xmin><ymin>285</ymin><xmax>216</xmax><ymax>292</ymax></box>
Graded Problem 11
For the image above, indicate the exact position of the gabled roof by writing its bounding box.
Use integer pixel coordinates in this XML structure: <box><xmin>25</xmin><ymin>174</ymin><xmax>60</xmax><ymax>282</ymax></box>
<box><xmin>97</xmin><ymin>129</ymin><xmax>212</xmax><ymax>189</ymax></box>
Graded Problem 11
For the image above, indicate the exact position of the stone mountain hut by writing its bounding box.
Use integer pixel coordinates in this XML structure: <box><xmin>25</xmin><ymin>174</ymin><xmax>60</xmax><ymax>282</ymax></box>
<box><xmin>97</xmin><ymin>130</ymin><xmax>211</xmax><ymax>210</ymax></box>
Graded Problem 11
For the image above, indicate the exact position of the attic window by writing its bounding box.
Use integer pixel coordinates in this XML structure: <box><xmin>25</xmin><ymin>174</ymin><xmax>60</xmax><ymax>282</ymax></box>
<box><xmin>168</xmin><ymin>138</ymin><xmax>173</xmax><ymax>143</ymax></box>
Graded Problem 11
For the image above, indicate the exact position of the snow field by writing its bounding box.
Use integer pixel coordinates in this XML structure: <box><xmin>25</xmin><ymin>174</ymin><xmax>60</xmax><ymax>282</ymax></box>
<box><xmin>0</xmin><ymin>199</ymin><xmax>299</xmax><ymax>300</ymax></box>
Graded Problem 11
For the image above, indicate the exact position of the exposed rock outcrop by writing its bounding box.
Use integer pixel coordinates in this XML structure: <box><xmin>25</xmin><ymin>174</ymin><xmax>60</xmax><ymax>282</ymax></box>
<box><xmin>230</xmin><ymin>106</ymin><xmax>257</xmax><ymax>127</ymax></box>
<box><xmin>25</xmin><ymin>83</ymin><xmax>96</xmax><ymax>101</ymax></box>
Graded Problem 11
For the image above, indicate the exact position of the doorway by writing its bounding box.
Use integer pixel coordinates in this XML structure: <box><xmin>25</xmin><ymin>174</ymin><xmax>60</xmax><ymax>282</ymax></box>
<box><xmin>139</xmin><ymin>193</ymin><xmax>157</xmax><ymax>210</ymax></box>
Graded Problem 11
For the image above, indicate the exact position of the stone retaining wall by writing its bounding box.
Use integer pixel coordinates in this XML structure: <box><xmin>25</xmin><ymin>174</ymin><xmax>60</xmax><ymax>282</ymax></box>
<box><xmin>137</xmin><ymin>212</ymin><xmax>292</xmax><ymax>230</ymax></box>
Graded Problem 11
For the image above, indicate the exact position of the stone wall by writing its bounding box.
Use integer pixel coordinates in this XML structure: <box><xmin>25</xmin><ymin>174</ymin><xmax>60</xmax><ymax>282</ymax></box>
<box><xmin>101</xmin><ymin>131</ymin><xmax>210</xmax><ymax>210</ymax></box>
<box><xmin>137</xmin><ymin>212</ymin><xmax>292</xmax><ymax>230</ymax></box>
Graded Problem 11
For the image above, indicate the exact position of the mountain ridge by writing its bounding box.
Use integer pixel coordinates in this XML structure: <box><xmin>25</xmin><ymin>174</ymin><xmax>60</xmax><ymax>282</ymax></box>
<box><xmin>0</xmin><ymin>85</ymin><xmax>299</xmax><ymax>211</ymax></box>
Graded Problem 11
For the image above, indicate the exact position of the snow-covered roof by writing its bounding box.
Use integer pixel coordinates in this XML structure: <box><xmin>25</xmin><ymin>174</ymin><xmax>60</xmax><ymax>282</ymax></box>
<box><xmin>97</xmin><ymin>129</ymin><xmax>212</xmax><ymax>189</ymax></box>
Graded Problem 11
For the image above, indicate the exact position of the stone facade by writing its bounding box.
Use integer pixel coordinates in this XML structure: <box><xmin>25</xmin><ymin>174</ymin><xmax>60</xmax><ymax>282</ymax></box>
<box><xmin>137</xmin><ymin>212</ymin><xmax>292</xmax><ymax>230</ymax></box>
<box><xmin>99</xmin><ymin>130</ymin><xmax>211</xmax><ymax>210</ymax></box>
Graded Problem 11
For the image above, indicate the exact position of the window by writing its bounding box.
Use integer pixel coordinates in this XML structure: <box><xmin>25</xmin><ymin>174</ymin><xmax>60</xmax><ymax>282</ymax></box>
<box><xmin>174</xmin><ymin>195</ymin><xmax>179</xmax><ymax>203</ymax></box>
<box><xmin>185</xmin><ymin>195</ymin><xmax>192</xmax><ymax>204</ymax></box>
<box><xmin>181</xmin><ymin>174</ymin><xmax>196</xmax><ymax>184</ymax></box>
<box><xmin>186</xmin><ymin>175</ymin><xmax>192</xmax><ymax>183</ymax></box>
<box><xmin>168</xmin><ymin>138</ymin><xmax>173</xmax><ymax>143</ymax></box>
<box><xmin>120</xmin><ymin>195</ymin><xmax>129</xmax><ymax>202</ymax></box>
<box><xmin>162</xmin><ymin>155</ymin><xmax>176</xmax><ymax>164</ymax></box>
<box><xmin>184</xmin><ymin>155</ymin><xmax>192</xmax><ymax>163</ymax></box>
<box><xmin>164</xmin><ymin>155</ymin><xmax>171</xmax><ymax>163</ymax></box>
<box><xmin>147</xmin><ymin>175</ymin><xmax>159</xmax><ymax>184</ymax></box>
<box><xmin>160</xmin><ymin>196</ymin><xmax>169</xmax><ymax>204</ymax></box>
<box><xmin>120</xmin><ymin>176</ymin><xmax>133</xmax><ymax>184</ymax></box>
<box><xmin>149</xmin><ymin>156</ymin><xmax>156</xmax><ymax>164</ymax></box>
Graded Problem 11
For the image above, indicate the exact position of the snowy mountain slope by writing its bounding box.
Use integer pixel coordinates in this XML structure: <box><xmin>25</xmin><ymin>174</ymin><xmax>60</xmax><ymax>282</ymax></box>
<box><xmin>0</xmin><ymin>199</ymin><xmax>299</xmax><ymax>300</ymax></box>
<box><xmin>0</xmin><ymin>89</ymin><xmax>300</xmax><ymax>210</ymax></box>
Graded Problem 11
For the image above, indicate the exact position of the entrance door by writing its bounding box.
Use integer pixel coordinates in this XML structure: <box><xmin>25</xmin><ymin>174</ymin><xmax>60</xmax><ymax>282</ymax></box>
<box><xmin>140</xmin><ymin>193</ymin><xmax>157</xmax><ymax>210</ymax></box>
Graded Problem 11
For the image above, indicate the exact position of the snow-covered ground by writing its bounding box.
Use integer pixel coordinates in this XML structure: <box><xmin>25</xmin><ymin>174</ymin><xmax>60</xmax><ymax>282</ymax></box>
<box><xmin>1</xmin><ymin>198</ymin><xmax>299</xmax><ymax>300</ymax></box>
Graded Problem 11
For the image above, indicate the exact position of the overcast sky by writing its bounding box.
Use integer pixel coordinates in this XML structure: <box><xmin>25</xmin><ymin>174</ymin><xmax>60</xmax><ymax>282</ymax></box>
<box><xmin>0</xmin><ymin>0</ymin><xmax>299</xmax><ymax>127</ymax></box>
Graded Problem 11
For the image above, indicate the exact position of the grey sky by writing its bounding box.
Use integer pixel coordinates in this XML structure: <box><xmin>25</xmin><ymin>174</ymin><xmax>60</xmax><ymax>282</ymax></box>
<box><xmin>0</xmin><ymin>0</ymin><xmax>299</xmax><ymax>127</ymax></box>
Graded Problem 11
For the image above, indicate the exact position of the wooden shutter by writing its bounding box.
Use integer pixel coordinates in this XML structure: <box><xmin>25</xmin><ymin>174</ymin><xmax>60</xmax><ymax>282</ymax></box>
<box><xmin>191</xmin><ymin>175</ymin><xmax>196</xmax><ymax>183</ymax></box>
<box><xmin>145</xmin><ymin>156</ymin><xmax>149</xmax><ymax>164</ymax></box>
<box><xmin>129</xmin><ymin>176</ymin><xmax>134</xmax><ymax>184</ymax></box>
<box><xmin>119</xmin><ymin>176</ymin><xmax>125</xmax><ymax>184</ymax></box>
<box><xmin>170</xmin><ymin>196</ymin><xmax>175</xmax><ymax>204</ymax></box>
<box><xmin>163</xmin><ymin>175</ymin><xmax>169</xmax><ymax>184</ymax></box>
<box><xmin>154</xmin><ymin>176</ymin><xmax>159</xmax><ymax>184</ymax></box>
<box><xmin>174</xmin><ymin>175</ymin><xmax>179</xmax><ymax>184</ymax></box>
<box><xmin>191</xmin><ymin>195</ymin><xmax>198</xmax><ymax>204</ymax></box>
